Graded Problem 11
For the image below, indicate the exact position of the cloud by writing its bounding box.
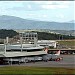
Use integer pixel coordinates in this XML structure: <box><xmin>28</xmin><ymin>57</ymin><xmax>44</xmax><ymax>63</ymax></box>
<box><xmin>34</xmin><ymin>1</ymin><xmax>70</xmax><ymax>5</ymax></box>
<box><xmin>0</xmin><ymin>1</ymin><xmax>71</xmax><ymax>12</ymax></box>
<box><xmin>59</xmin><ymin>14</ymin><xmax>64</xmax><ymax>18</ymax></box>
<box><xmin>57</xmin><ymin>5</ymin><xmax>68</xmax><ymax>8</ymax></box>
<box><xmin>27</xmin><ymin>14</ymin><xmax>35</xmax><ymax>16</ymax></box>
<box><xmin>27</xmin><ymin>4</ymin><xmax>32</xmax><ymax>9</ymax></box>
<box><xmin>41</xmin><ymin>4</ymin><xmax>68</xmax><ymax>9</ymax></box>
<box><xmin>27</xmin><ymin>14</ymin><xmax>43</xmax><ymax>19</ymax></box>
<box><xmin>43</xmin><ymin>15</ymin><xmax>47</xmax><ymax>18</ymax></box>
<box><xmin>34</xmin><ymin>1</ymin><xmax>42</xmax><ymax>4</ymax></box>
<box><xmin>56</xmin><ymin>14</ymin><xmax>64</xmax><ymax>19</ymax></box>
<box><xmin>41</xmin><ymin>1</ymin><xmax>69</xmax><ymax>9</ymax></box>
<box><xmin>42</xmin><ymin>5</ymin><xmax>55</xmax><ymax>9</ymax></box>
<box><xmin>60</xmin><ymin>1</ymin><xmax>70</xmax><ymax>5</ymax></box>
<box><xmin>34</xmin><ymin>1</ymin><xmax>70</xmax><ymax>10</ymax></box>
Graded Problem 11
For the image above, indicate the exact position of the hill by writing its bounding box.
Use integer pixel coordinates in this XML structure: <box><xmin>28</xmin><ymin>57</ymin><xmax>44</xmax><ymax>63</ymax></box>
<box><xmin>37</xmin><ymin>32</ymin><xmax>75</xmax><ymax>40</ymax></box>
<box><xmin>0</xmin><ymin>29</ymin><xmax>18</xmax><ymax>39</ymax></box>
<box><xmin>0</xmin><ymin>15</ymin><xmax>74</xmax><ymax>30</ymax></box>
<box><xmin>68</xmin><ymin>20</ymin><xmax>75</xmax><ymax>23</ymax></box>
<box><xmin>0</xmin><ymin>29</ymin><xmax>75</xmax><ymax>40</ymax></box>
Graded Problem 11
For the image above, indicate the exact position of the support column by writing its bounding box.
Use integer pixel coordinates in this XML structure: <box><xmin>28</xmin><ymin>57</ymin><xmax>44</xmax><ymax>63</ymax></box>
<box><xmin>4</xmin><ymin>39</ymin><xmax>6</xmax><ymax>54</ymax></box>
<box><xmin>34</xmin><ymin>37</ymin><xmax>37</xmax><ymax>46</ymax></box>
<box><xmin>10</xmin><ymin>58</ymin><xmax>12</xmax><ymax>65</ymax></box>
<box><xmin>20</xmin><ymin>37</ymin><xmax>23</xmax><ymax>52</ymax></box>
<box><xmin>54</xmin><ymin>42</ymin><xmax>56</xmax><ymax>48</ymax></box>
<box><xmin>6</xmin><ymin>37</ymin><xmax>9</xmax><ymax>44</ymax></box>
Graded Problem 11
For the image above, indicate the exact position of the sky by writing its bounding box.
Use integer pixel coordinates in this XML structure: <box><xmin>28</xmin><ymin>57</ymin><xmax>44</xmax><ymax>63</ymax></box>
<box><xmin>0</xmin><ymin>1</ymin><xmax>75</xmax><ymax>22</ymax></box>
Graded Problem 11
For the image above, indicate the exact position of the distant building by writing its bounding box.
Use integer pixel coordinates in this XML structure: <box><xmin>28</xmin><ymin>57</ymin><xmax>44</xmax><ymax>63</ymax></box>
<box><xmin>19</xmin><ymin>32</ymin><xmax>57</xmax><ymax>48</ymax></box>
<box><xmin>37</xmin><ymin>40</ymin><xmax>57</xmax><ymax>48</ymax></box>
<box><xmin>19</xmin><ymin>32</ymin><xmax>38</xmax><ymax>41</ymax></box>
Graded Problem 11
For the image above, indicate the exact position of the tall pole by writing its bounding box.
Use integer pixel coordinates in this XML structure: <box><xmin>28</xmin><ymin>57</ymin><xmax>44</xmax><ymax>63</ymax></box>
<box><xmin>62</xmin><ymin>35</ymin><xmax>63</xmax><ymax>40</ymax></box>
<box><xmin>59</xmin><ymin>35</ymin><xmax>60</xmax><ymax>40</ymax></box>
<box><xmin>6</xmin><ymin>37</ymin><xmax>9</xmax><ymax>44</ymax></box>
<box><xmin>4</xmin><ymin>39</ymin><xmax>6</xmax><ymax>54</ymax></box>
<box><xmin>10</xmin><ymin>58</ymin><xmax>12</xmax><ymax>65</ymax></box>
<box><xmin>20</xmin><ymin>37</ymin><xmax>23</xmax><ymax>52</ymax></box>
<box><xmin>34</xmin><ymin>37</ymin><xmax>37</xmax><ymax>46</ymax></box>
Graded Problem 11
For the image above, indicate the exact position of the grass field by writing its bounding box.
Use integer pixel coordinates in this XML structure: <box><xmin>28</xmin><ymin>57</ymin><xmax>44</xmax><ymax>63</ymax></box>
<box><xmin>0</xmin><ymin>66</ymin><xmax>75</xmax><ymax>75</ymax></box>
<box><xmin>57</xmin><ymin>40</ymin><xmax>75</xmax><ymax>48</ymax></box>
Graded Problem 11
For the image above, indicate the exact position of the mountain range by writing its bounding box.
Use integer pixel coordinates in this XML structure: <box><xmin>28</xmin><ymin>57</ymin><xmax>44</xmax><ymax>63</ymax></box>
<box><xmin>0</xmin><ymin>15</ymin><xmax>74</xmax><ymax>30</ymax></box>
<box><xmin>68</xmin><ymin>20</ymin><xmax>75</xmax><ymax>23</ymax></box>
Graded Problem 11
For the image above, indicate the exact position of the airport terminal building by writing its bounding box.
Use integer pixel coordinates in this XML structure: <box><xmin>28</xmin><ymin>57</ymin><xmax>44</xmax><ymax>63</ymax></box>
<box><xmin>19</xmin><ymin>32</ymin><xmax>57</xmax><ymax>48</ymax></box>
<box><xmin>37</xmin><ymin>40</ymin><xmax>56</xmax><ymax>48</ymax></box>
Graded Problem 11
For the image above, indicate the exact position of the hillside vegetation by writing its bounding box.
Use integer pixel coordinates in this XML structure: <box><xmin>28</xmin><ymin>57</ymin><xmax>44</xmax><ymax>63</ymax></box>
<box><xmin>0</xmin><ymin>29</ymin><xmax>18</xmax><ymax>39</ymax></box>
<box><xmin>0</xmin><ymin>29</ymin><xmax>75</xmax><ymax>40</ymax></box>
<box><xmin>37</xmin><ymin>32</ymin><xmax>75</xmax><ymax>40</ymax></box>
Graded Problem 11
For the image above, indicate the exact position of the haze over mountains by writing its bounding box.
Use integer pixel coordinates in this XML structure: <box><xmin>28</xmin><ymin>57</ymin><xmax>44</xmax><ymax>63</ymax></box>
<box><xmin>0</xmin><ymin>15</ymin><xmax>74</xmax><ymax>30</ymax></box>
<box><xmin>68</xmin><ymin>20</ymin><xmax>75</xmax><ymax>23</ymax></box>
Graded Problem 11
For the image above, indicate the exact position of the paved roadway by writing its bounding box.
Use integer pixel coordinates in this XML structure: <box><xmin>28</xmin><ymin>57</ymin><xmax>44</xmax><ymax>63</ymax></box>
<box><xmin>0</xmin><ymin>55</ymin><xmax>75</xmax><ymax>68</ymax></box>
<box><xmin>14</xmin><ymin>55</ymin><xmax>75</xmax><ymax>68</ymax></box>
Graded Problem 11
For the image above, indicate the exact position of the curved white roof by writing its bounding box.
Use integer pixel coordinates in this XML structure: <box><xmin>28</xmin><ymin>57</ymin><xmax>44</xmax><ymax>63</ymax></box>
<box><xmin>6</xmin><ymin>44</ymin><xmax>44</xmax><ymax>50</ymax></box>
<box><xmin>38</xmin><ymin>40</ymin><xmax>56</xmax><ymax>43</ymax></box>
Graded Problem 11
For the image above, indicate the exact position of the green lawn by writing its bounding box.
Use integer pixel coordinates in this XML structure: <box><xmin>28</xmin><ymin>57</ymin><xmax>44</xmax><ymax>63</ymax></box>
<box><xmin>0</xmin><ymin>66</ymin><xmax>75</xmax><ymax>75</ymax></box>
<box><xmin>57</xmin><ymin>40</ymin><xmax>75</xmax><ymax>47</ymax></box>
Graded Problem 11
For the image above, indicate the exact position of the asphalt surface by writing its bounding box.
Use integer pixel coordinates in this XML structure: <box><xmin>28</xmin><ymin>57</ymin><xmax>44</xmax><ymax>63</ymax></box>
<box><xmin>15</xmin><ymin>55</ymin><xmax>75</xmax><ymax>68</ymax></box>
<box><xmin>0</xmin><ymin>55</ymin><xmax>75</xmax><ymax>68</ymax></box>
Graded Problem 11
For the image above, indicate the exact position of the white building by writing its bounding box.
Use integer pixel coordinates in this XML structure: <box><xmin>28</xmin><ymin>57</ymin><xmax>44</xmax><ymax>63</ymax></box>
<box><xmin>37</xmin><ymin>40</ymin><xmax>57</xmax><ymax>48</ymax></box>
<box><xmin>19</xmin><ymin>32</ymin><xmax>38</xmax><ymax>41</ymax></box>
<box><xmin>19</xmin><ymin>32</ymin><xmax>57</xmax><ymax>48</ymax></box>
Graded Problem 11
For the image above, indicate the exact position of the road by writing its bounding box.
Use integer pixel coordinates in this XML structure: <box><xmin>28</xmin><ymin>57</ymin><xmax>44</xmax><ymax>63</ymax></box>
<box><xmin>0</xmin><ymin>55</ymin><xmax>75</xmax><ymax>68</ymax></box>
<box><xmin>14</xmin><ymin>55</ymin><xmax>75</xmax><ymax>68</ymax></box>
